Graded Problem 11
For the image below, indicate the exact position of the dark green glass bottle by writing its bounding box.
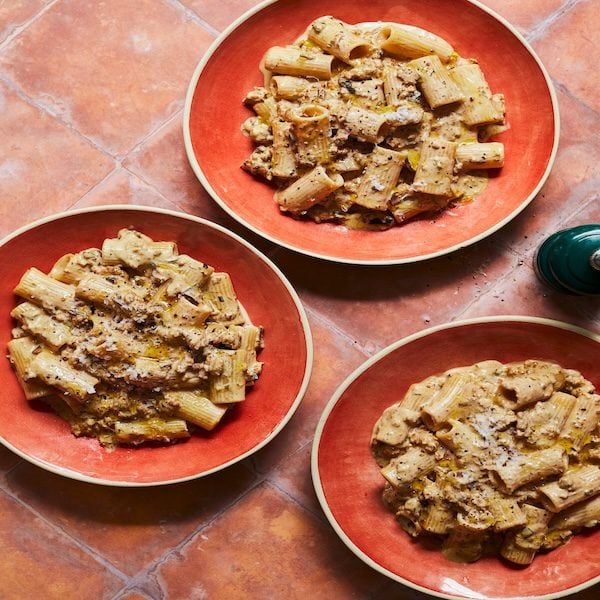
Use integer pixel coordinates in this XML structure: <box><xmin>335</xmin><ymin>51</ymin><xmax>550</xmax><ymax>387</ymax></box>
<box><xmin>535</xmin><ymin>225</ymin><xmax>600</xmax><ymax>296</ymax></box>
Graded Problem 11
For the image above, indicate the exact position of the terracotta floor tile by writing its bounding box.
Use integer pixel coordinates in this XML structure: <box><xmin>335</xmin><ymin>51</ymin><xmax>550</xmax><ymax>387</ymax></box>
<box><xmin>5</xmin><ymin>461</ymin><xmax>256</xmax><ymax>576</ymax></box>
<box><xmin>269</xmin><ymin>443</ymin><xmax>322</xmax><ymax>517</ymax></box>
<box><xmin>468</xmin><ymin>180</ymin><xmax>598</xmax><ymax>318</ymax></box>
<box><xmin>0</xmin><ymin>0</ymin><xmax>48</xmax><ymax>43</ymax></box>
<box><xmin>0</xmin><ymin>446</ymin><xmax>20</xmax><ymax>473</ymax></box>
<box><xmin>152</xmin><ymin>482</ymin><xmax>390</xmax><ymax>599</ymax></box>
<box><xmin>0</xmin><ymin>81</ymin><xmax>113</xmax><ymax>238</ymax></box>
<box><xmin>71</xmin><ymin>168</ymin><xmax>180</xmax><ymax>211</ymax></box>
<box><xmin>269</xmin><ymin>237</ymin><xmax>520</xmax><ymax>352</ymax></box>
<box><xmin>478</xmin><ymin>0</ymin><xmax>565</xmax><ymax>32</ymax></box>
<box><xmin>252</xmin><ymin>309</ymin><xmax>369</xmax><ymax>474</ymax></box>
<box><xmin>0</xmin><ymin>488</ymin><xmax>122</xmax><ymax>599</ymax></box>
<box><xmin>488</xmin><ymin>88</ymin><xmax>600</xmax><ymax>255</ymax></box>
<box><xmin>123</xmin><ymin>114</ymin><xmax>218</xmax><ymax>217</ymax></box>
<box><xmin>460</xmin><ymin>262</ymin><xmax>598</xmax><ymax>328</ymax></box>
<box><xmin>533</xmin><ymin>0</ymin><xmax>598</xmax><ymax>111</ymax></box>
<box><xmin>182</xmin><ymin>0</ymin><xmax>262</xmax><ymax>31</ymax></box>
<box><xmin>124</xmin><ymin>113</ymin><xmax>276</xmax><ymax>254</ymax></box>
<box><xmin>464</xmin><ymin>191</ymin><xmax>600</xmax><ymax>325</ymax></box>
<box><xmin>114</xmin><ymin>589</ymin><xmax>153</xmax><ymax>600</ymax></box>
<box><xmin>0</xmin><ymin>0</ymin><xmax>214</xmax><ymax>156</ymax></box>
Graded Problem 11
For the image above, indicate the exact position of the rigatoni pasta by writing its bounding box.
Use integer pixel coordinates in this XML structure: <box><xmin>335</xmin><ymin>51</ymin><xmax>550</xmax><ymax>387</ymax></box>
<box><xmin>242</xmin><ymin>15</ymin><xmax>507</xmax><ymax>230</ymax></box>
<box><xmin>371</xmin><ymin>360</ymin><xmax>600</xmax><ymax>565</ymax></box>
<box><xmin>7</xmin><ymin>229</ymin><xmax>264</xmax><ymax>448</ymax></box>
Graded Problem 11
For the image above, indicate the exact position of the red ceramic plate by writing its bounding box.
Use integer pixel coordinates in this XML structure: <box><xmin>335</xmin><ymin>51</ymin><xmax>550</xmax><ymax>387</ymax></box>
<box><xmin>184</xmin><ymin>0</ymin><xmax>559</xmax><ymax>265</ymax></box>
<box><xmin>312</xmin><ymin>317</ymin><xmax>600</xmax><ymax>599</ymax></box>
<box><xmin>0</xmin><ymin>206</ymin><xmax>312</xmax><ymax>486</ymax></box>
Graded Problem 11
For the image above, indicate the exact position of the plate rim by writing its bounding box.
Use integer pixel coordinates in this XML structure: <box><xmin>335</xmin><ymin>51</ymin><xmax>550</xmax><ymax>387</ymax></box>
<box><xmin>311</xmin><ymin>316</ymin><xmax>600</xmax><ymax>600</ymax></box>
<box><xmin>183</xmin><ymin>0</ymin><xmax>561</xmax><ymax>266</ymax></box>
<box><xmin>0</xmin><ymin>204</ymin><xmax>314</xmax><ymax>487</ymax></box>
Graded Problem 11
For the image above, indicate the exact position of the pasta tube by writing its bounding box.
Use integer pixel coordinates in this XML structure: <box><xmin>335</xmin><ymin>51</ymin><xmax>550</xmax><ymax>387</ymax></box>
<box><xmin>27</xmin><ymin>351</ymin><xmax>98</xmax><ymax>400</ymax></box>
<box><xmin>76</xmin><ymin>275</ymin><xmax>145</xmax><ymax>317</ymax></box>
<box><xmin>421</xmin><ymin>372</ymin><xmax>470</xmax><ymax>430</ymax></box>
<box><xmin>413</xmin><ymin>138</ymin><xmax>457</xmax><ymax>196</ymax></box>
<box><xmin>344</xmin><ymin>107</ymin><xmax>388</xmax><ymax>143</ymax></box>
<box><xmin>518</xmin><ymin>392</ymin><xmax>577</xmax><ymax>449</ymax></box>
<box><xmin>271</xmin><ymin>119</ymin><xmax>297</xmax><ymax>178</ymax></box>
<box><xmin>202</xmin><ymin>292</ymin><xmax>243</xmax><ymax>324</ymax></box>
<box><xmin>264</xmin><ymin>46</ymin><xmax>333</xmax><ymax>79</ymax></box>
<box><xmin>252</xmin><ymin>97</ymin><xmax>277</xmax><ymax>124</ymax></box>
<box><xmin>271</xmin><ymin>76</ymin><xmax>312</xmax><ymax>100</ymax></box>
<box><xmin>501</xmin><ymin>505</ymin><xmax>551</xmax><ymax>565</ymax></box>
<box><xmin>436</xmin><ymin>419</ymin><xmax>483</xmax><ymax>457</ymax></box>
<box><xmin>538</xmin><ymin>465</ymin><xmax>600</xmax><ymax>512</ymax></box>
<box><xmin>206</xmin><ymin>272</ymin><xmax>236</xmax><ymax>298</ymax></box>
<box><xmin>456</xmin><ymin>142</ymin><xmax>504</xmax><ymax>170</ymax></box>
<box><xmin>289</xmin><ymin>104</ymin><xmax>330</xmax><ymax>166</ymax></box>
<box><xmin>209</xmin><ymin>350</ymin><xmax>247</xmax><ymax>404</ymax></box>
<box><xmin>391</xmin><ymin>196</ymin><xmax>445</xmax><ymax>224</ymax></box>
<box><xmin>409</xmin><ymin>55</ymin><xmax>464</xmax><ymax>108</ymax></box>
<box><xmin>494</xmin><ymin>447</ymin><xmax>567</xmax><ymax>493</ymax></box>
<box><xmin>275</xmin><ymin>166</ymin><xmax>343</xmax><ymax>213</ymax></box>
<box><xmin>355</xmin><ymin>146</ymin><xmax>405</xmax><ymax>210</ymax></box>
<box><xmin>11</xmin><ymin>302</ymin><xmax>72</xmax><ymax>350</ymax></box>
<box><xmin>7</xmin><ymin>336</ymin><xmax>51</xmax><ymax>400</ymax></box>
<box><xmin>549</xmin><ymin>495</ymin><xmax>600</xmax><ymax>531</ymax></box>
<box><xmin>490</xmin><ymin>495</ymin><xmax>526</xmax><ymax>531</ymax></box>
<box><xmin>102</xmin><ymin>229</ymin><xmax>177</xmax><ymax>269</ymax></box>
<box><xmin>381</xmin><ymin>66</ymin><xmax>404</xmax><ymax>106</ymax></box>
<box><xmin>380</xmin><ymin>447</ymin><xmax>436</xmax><ymax>487</ymax></box>
<box><xmin>559</xmin><ymin>395</ymin><xmax>599</xmax><ymax>452</ymax></box>
<box><xmin>449</xmin><ymin>61</ymin><xmax>502</xmax><ymax>126</ymax></box>
<box><xmin>371</xmin><ymin>403</ymin><xmax>420</xmax><ymax>446</ymax></box>
<box><xmin>379</xmin><ymin>24</ymin><xmax>454</xmax><ymax>62</ymax></box>
<box><xmin>240</xmin><ymin>325</ymin><xmax>262</xmax><ymax>351</ymax></box>
<box><xmin>115</xmin><ymin>418</ymin><xmax>190</xmax><ymax>444</ymax></box>
<box><xmin>308</xmin><ymin>16</ymin><xmax>372</xmax><ymax>63</ymax></box>
<box><xmin>420</xmin><ymin>503</ymin><xmax>454</xmax><ymax>534</ymax></box>
<box><xmin>49</xmin><ymin>249</ymin><xmax>102</xmax><ymax>284</ymax></box>
<box><xmin>163</xmin><ymin>296</ymin><xmax>212</xmax><ymax>327</ymax></box>
<box><xmin>14</xmin><ymin>268</ymin><xmax>78</xmax><ymax>313</ymax></box>
<box><xmin>156</xmin><ymin>254</ymin><xmax>214</xmax><ymax>297</ymax></box>
<box><xmin>165</xmin><ymin>390</ymin><xmax>227</xmax><ymax>431</ymax></box>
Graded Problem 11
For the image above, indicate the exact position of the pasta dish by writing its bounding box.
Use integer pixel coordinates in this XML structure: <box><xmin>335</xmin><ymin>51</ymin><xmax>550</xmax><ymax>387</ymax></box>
<box><xmin>371</xmin><ymin>360</ymin><xmax>600</xmax><ymax>564</ymax></box>
<box><xmin>241</xmin><ymin>16</ymin><xmax>507</xmax><ymax>230</ymax></box>
<box><xmin>7</xmin><ymin>229</ymin><xmax>263</xmax><ymax>448</ymax></box>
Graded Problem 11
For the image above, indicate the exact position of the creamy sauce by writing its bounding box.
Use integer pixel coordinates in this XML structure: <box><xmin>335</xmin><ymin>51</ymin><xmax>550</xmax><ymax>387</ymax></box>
<box><xmin>454</xmin><ymin>172</ymin><xmax>488</xmax><ymax>201</ymax></box>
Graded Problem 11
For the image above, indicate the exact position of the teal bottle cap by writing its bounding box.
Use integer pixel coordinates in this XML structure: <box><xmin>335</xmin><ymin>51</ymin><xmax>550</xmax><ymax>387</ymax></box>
<box><xmin>536</xmin><ymin>225</ymin><xmax>600</xmax><ymax>296</ymax></box>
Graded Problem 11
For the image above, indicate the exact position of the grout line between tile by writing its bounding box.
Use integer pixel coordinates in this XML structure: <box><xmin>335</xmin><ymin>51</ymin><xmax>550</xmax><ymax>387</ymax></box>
<box><xmin>0</xmin><ymin>0</ymin><xmax>60</xmax><ymax>53</ymax></box>
<box><xmin>124</xmin><ymin>108</ymin><xmax>184</xmax><ymax>162</ymax></box>
<box><xmin>64</xmin><ymin>166</ymin><xmax>121</xmax><ymax>210</ymax></box>
<box><xmin>0</xmin><ymin>73</ymin><xmax>184</xmax><ymax>168</ymax></box>
<box><xmin>120</xmin><ymin>164</ymin><xmax>179</xmax><ymax>203</ymax></box>
<box><xmin>304</xmin><ymin>303</ymin><xmax>378</xmax><ymax>356</ymax></box>
<box><xmin>126</xmin><ymin>467</ymin><xmax>264</xmax><ymax>586</ymax></box>
<box><xmin>110</xmin><ymin>586</ymin><xmax>154</xmax><ymax>600</ymax></box>
<box><xmin>167</xmin><ymin>0</ymin><xmax>221</xmax><ymax>37</ymax></box>
<box><xmin>262</xmin><ymin>479</ymin><xmax>328</xmax><ymax>523</ymax></box>
<box><xmin>526</xmin><ymin>0</ymin><xmax>580</xmax><ymax>42</ymax></box>
<box><xmin>0</xmin><ymin>459</ymin><xmax>24</xmax><ymax>481</ymax></box>
<box><xmin>0</xmin><ymin>483</ymin><xmax>131</xmax><ymax>585</ymax></box>
<box><xmin>0</xmin><ymin>72</ymin><xmax>117</xmax><ymax>161</ymax></box>
<box><xmin>263</xmin><ymin>443</ymin><xmax>328</xmax><ymax>524</ymax></box>
<box><xmin>552</xmin><ymin>77</ymin><xmax>600</xmax><ymax>117</ymax></box>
